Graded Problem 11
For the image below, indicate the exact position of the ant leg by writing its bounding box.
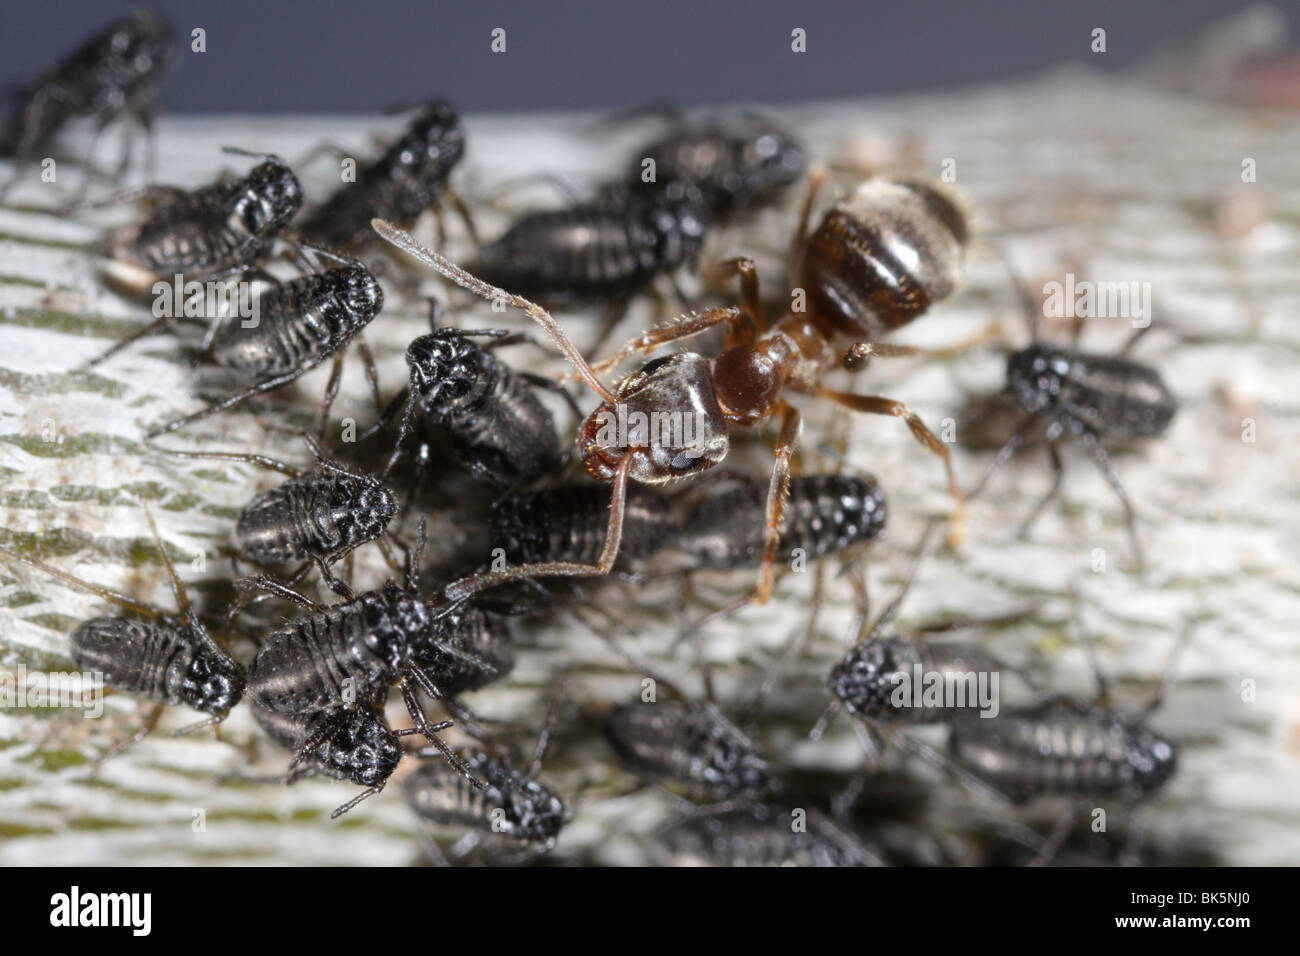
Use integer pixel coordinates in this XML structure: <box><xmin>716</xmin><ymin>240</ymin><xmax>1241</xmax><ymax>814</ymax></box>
<box><xmin>712</xmin><ymin>257</ymin><xmax>766</xmax><ymax>336</ymax></box>
<box><xmin>755</xmin><ymin>402</ymin><xmax>802</xmax><ymax>604</ymax></box>
<box><xmin>374</xmin><ymin>220</ymin><xmax>618</xmax><ymax>404</ymax></box>
<box><xmin>1017</xmin><ymin>441</ymin><xmax>1065</xmax><ymax>539</ymax></box>
<box><xmin>840</xmin><ymin>325</ymin><xmax>997</xmax><ymax>372</ymax></box>
<box><xmin>820</xmin><ymin>389</ymin><xmax>966</xmax><ymax>543</ymax></box>
<box><xmin>1080</xmin><ymin>430</ymin><xmax>1144</xmax><ymax>573</ymax></box>
<box><xmin>438</xmin><ymin>455</ymin><xmax>632</xmax><ymax>604</ymax></box>
<box><xmin>585</xmin><ymin>307</ymin><xmax>747</xmax><ymax>378</ymax></box>
<box><xmin>147</xmin><ymin>368</ymin><xmax>305</xmax><ymax>438</ymax></box>
<box><xmin>315</xmin><ymin>350</ymin><xmax>346</xmax><ymax>441</ymax></box>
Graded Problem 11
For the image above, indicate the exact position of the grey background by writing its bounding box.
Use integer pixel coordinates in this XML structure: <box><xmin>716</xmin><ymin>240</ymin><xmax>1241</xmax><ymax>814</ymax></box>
<box><xmin>1</xmin><ymin>0</ymin><xmax>1292</xmax><ymax>113</ymax></box>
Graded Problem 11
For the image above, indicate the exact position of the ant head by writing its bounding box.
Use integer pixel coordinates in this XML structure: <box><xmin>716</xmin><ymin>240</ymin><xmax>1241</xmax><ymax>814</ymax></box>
<box><xmin>405</xmin><ymin>331</ymin><xmax>492</xmax><ymax>411</ymax></box>
<box><xmin>578</xmin><ymin>352</ymin><xmax>729</xmax><ymax>484</ymax></box>
<box><xmin>182</xmin><ymin>645</ymin><xmax>246</xmax><ymax>718</ymax></box>
<box><xmin>802</xmin><ymin>177</ymin><xmax>967</xmax><ymax>336</ymax></box>
<box><xmin>228</xmin><ymin>152</ymin><xmax>303</xmax><ymax>238</ymax></box>
<box><xmin>330</xmin><ymin>707</ymin><xmax>402</xmax><ymax>787</ymax></box>
<box><xmin>1005</xmin><ymin>343</ymin><xmax>1068</xmax><ymax>414</ymax></box>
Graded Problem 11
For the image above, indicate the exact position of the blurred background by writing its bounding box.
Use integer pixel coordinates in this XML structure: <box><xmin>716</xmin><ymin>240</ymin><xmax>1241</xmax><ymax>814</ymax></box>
<box><xmin>1</xmin><ymin>0</ymin><xmax>1292</xmax><ymax>113</ymax></box>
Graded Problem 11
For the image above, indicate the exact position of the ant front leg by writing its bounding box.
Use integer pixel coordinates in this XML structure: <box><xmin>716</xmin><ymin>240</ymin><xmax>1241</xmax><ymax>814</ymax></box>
<box><xmin>819</xmin><ymin>388</ymin><xmax>966</xmax><ymax>546</ymax></box>
<box><xmin>587</xmin><ymin>307</ymin><xmax>749</xmax><ymax>378</ymax></box>
<box><xmin>756</xmin><ymin>402</ymin><xmax>802</xmax><ymax>604</ymax></box>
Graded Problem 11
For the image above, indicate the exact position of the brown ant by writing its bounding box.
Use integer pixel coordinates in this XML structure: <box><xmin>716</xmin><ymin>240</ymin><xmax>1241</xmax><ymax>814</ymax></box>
<box><xmin>373</xmin><ymin>171</ymin><xmax>970</xmax><ymax>603</ymax></box>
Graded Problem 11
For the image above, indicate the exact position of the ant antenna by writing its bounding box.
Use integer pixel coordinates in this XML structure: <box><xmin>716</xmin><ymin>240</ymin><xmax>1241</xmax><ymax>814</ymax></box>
<box><xmin>371</xmin><ymin>219</ymin><xmax>617</xmax><ymax>405</ymax></box>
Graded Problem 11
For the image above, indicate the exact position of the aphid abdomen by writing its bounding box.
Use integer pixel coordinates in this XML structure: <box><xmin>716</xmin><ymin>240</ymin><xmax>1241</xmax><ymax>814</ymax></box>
<box><xmin>604</xmin><ymin>702</ymin><xmax>769</xmax><ymax>799</ymax></box>
<box><xmin>448</xmin><ymin>369</ymin><xmax>561</xmax><ymax>484</ymax></box>
<box><xmin>132</xmin><ymin>213</ymin><xmax>244</xmax><ymax>278</ymax></box>
<box><xmin>70</xmin><ymin>616</ymin><xmax>191</xmax><ymax>704</ymax></box>
<box><xmin>478</xmin><ymin>207</ymin><xmax>657</xmax><ymax>297</ymax></box>
<box><xmin>403</xmin><ymin>756</ymin><xmax>494</xmax><ymax>829</ymax></box>
<box><xmin>249</xmin><ymin>601</ymin><xmax>397</xmax><ymax>715</ymax></box>
<box><xmin>489</xmin><ymin>484</ymin><xmax>678</xmax><ymax>567</ymax></box>
<box><xmin>1061</xmin><ymin>354</ymin><xmax>1177</xmax><ymax>439</ymax></box>
<box><xmin>948</xmin><ymin>702</ymin><xmax>1178</xmax><ymax>803</ymax></box>
<box><xmin>413</xmin><ymin>605</ymin><xmax>514</xmax><ymax>697</ymax></box>
<box><xmin>655</xmin><ymin>803</ymin><xmax>876</xmax><ymax>867</ymax></box>
<box><xmin>236</xmin><ymin>473</ymin><xmax>394</xmax><ymax>566</ymax></box>
<box><xmin>679</xmin><ymin>474</ymin><xmax>886</xmax><ymax>569</ymax></box>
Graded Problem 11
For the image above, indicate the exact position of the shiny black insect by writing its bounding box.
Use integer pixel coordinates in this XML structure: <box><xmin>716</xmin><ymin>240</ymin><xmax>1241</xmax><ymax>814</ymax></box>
<box><xmin>604</xmin><ymin>700</ymin><xmax>771</xmax><ymax>803</ymax></box>
<box><xmin>970</xmin><ymin>266</ymin><xmax>1177</xmax><ymax>571</ymax></box>
<box><xmin>143</xmin><ymin>248</ymin><xmax>384</xmax><ymax>437</ymax></box>
<box><xmin>627</xmin><ymin>113</ymin><xmax>806</xmax><ymax>219</ymax></box>
<box><xmin>299</xmin><ymin>99</ymin><xmax>471</xmax><ymax>251</ymax></box>
<box><xmin>376</xmin><ymin>310</ymin><xmax>567</xmax><ymax>488</ymax></box>
<box><xmin>404</xmin><ymin>691</ymin><xmax>566</xmax><ymax>861</ymax></box>
<box><xmin>101</xmin><ymin>150</ymin><xmax>303</xmax><ymax>292</ymax></box>
<box><xmin>475</xmin><ymin>180</ymin><xmax>708</xmax><ymax>313</ymax></box>
<box><xmin>677</xmin><ymin>473</ymin><xmax>886</xmax><ymax>570</ymax></box>
<box><xmin>489</xmin><ymin>482</ymin><xmax>680</xmax><ymax>569</ymax></box>
<box><xmin>150</xmin><ymin>433</ymin><xmax>398</xmax><ymax>599</ymax></box>
<box><xmin>652</xmin><ymin>802</ymin><xmax>882</xmax><ymax>867</ymax></box>
<box><xmin>249</xmin><ymin>699</ymin><xmax>433</xmax><ymax>817</ymax></box>
<box><xmin>1</xmin><ymin>9</ymin><xmax>176</xmax><ymax>198</ymax></box>
<box><xmin>0</xmin><ymin>506</ymin><xmax>244</xmax><ymax>756</ymax></box>
<box><xmin>403</xmin><ymin>750</ymin><xmax>565</xmax><ymax>856</ymax></box>
<box><xmin>242</xmin><ymin>524</ymin><xmax>507</xmax><ymax>789</ymax></box>
<box><xmin>409</xmin><ymin>602</ymin><xmax>514</xmax><ymax>700</ymax></box>
<box><xmin>812</xmin><ymin>524</ymin><xmax>1013</xmax><ymax>758</ymax></box>
<box><xmin>948</xmin><ymin>699</ymin><xmax>1178</xmax><ymax>804</ymax></box>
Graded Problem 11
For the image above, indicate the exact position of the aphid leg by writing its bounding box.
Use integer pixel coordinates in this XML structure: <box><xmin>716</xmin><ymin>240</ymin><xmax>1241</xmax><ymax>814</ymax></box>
<box><xmin>145</xmin><ymin>440</ymin><xmax>302</xmax><ymax>477</ymax></box>
<box><xmin>745</xmin><ymin>560</ymin><xmax>826</xmax><ymax>724</ymax></box>
<box><xmin>147</xmin><ymin>368</ymin><xmax>306</xmax><ymax>438</ymax></box>
<box><xmin>515</xmin><ymin>371</ymin><xmax>584</xmax><ymax>420</ymax></box>
<box><xmin>712</xmin><ymin>256</ymin><xmax>766</xmax><ymax>334</ymax></box>
<box><xmin>1118</xmin><ymin>323</ymin><xmax>1154</xmax><ymax>356</ymax></box>
<box><xmin>755</xmin><ymin>402</ymin><xmax>802</xmax><ymax>604</ymax></box>
<box><xmin>329</xmin><ymin>783</ymin><xmax>386</xmax><ymax>819</ymax></box>
<box><xmin>314</xmin><ymin>351</ymin><xmax>346</xmax><ymax>441</ymax></box>
<box><xmin>354</xmin><ymin>338</ymin><xmax>386</xmax><ymax>416</ymax></box>
<box><xmin>234</xmin><ymin>573</ymin><xmax>323</xmax><ymax>612</ymax></box>
<box><xmin>1029</xmin><ymin>800</ymin><xmax>1086</xmax><ymax>867</ymax></box>
<box><xmin>0</xmin><ymin>544</ymin><xmax>160</xmax><ymax>617</ymax></box>
<box><xmin>224</xmin><ymin>561</ymin><xmax>311</xmax><ymax>627</ymax></box>
<box><xmin>819</xmin><ymin>388</ymin><xmax>966</xmax><ymax>546</ymax></box>
<box><xmin>417</xmin><ymin>829</ymin><xmax>454</xmax><ymax>867</ymax></box>
<box><xmin>1080</xmin><ymin>429</ymin><xmax>1144</xmax><ymax>572</ymax></box>
<box><xmin>1140</xmin><ymin>622</ymin><xmax>1194</xmax><ymax>718</ymax></box>
<box><xmin>398</xmin><ymin>674</ymin><xmax>482</xmax><ymax>790</ymax></box>
<box><xmin>444</xmin><ymin>187</ymin><xmax>481</xmax><ymax>248</ymax></box>
<box><xmin>313</xmin><ymin>556</ymin><xmax>354</xmax><ymax>601</ymax></box>
<box><xmin>93</xmin><ymin>701</ymin><xmax>165</xmax><ymax>767</ymax></box>
<box><xmin>79</xmin><ymin>315</ymin><xmax>178</xmax><ymax>371</ymax></box>
<box><xmin>528</xmin><ymin>676</ymin><xmax>569</xmax><ymax>778</ymax></box>
<box><xmin>966</xmin><ymin>414</ymin><xmax>1035</xmax><ymax>501</ymax></box>
<box><xmin>1016</xmin><ymin>441</ymin><xmax>1065</xmax><ymax>539</ymax></box>
<box><xmin>787</xmin><ymin>166</ymin><xmax>826</xmax><ymax>288</ymax></box>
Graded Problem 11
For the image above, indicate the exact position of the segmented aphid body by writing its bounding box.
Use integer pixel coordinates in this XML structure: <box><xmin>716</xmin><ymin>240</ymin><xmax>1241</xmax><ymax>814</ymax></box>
<box><xmin>403</xmin><ymin>751</ymin><xmax>565</xmax><ymax>845</ymax></box>
<box><xmin>948</xmin><ymin>700</ymin><xmax>1178</xmax><ymax>804</ymax></box>
<box><xmin>301</xmin><ymin>100</ymin><xmax>467</xmax><ymax>250</ymax></box>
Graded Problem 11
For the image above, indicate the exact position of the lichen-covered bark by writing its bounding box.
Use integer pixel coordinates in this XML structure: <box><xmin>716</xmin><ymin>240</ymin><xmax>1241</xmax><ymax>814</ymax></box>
<box><xmin>1</xmin><ymin>68</ymin><xmax>1298</xmax><ymax>864</ymax></box>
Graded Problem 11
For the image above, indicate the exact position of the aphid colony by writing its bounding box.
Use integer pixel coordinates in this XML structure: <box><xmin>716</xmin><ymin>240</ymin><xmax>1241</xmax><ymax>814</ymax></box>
<box><xmin>0</xmin><ymin>13</ymin><xmax>1188</xmax><ymax>866</ymax></box>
